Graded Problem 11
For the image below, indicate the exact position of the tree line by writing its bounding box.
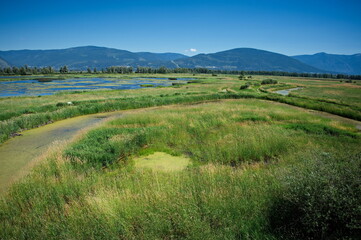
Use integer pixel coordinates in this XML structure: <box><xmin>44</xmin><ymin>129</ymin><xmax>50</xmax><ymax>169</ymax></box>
<box><xmin>0</xmin><ymin>65</ymin><xmax>56</xmax><ymax>75</ymax></box>
<box><xmin>0</xmin><ymin>65</ymin><xmax>360</xmax><ymax>80</ymax></box>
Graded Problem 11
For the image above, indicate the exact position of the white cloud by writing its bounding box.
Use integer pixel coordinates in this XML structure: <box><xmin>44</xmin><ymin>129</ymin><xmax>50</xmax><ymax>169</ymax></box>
<box><xmin>185</xmin><ymin>48</ymin><xmax>197</xmax><ymax>52</ymax></box>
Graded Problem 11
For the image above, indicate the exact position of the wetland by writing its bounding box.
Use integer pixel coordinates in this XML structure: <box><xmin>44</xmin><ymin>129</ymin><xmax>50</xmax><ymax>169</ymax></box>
<box><xmin>0</xmin><ymin>73</ymin><xmax>360</xmax><ymax>239</ymax></box>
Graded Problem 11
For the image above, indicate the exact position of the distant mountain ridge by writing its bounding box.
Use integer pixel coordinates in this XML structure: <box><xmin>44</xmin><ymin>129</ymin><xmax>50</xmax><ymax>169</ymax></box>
<box><xmin>293</xmin><ymin>52</ymin><xmax>361</xmax><ymax>75</ymax></box>
<box><xmin>136</xmin><ymin>52</ymin><xmax>187</xmax><ymax>62</ymax></box>
<box><xmin>0</xmin><ymin>46</ymin><xmax>186</xmax><ymax>70</ymax></box>
<box><xmin>173</xmin><ymin>48</ymin><xmax>322</xmax><ymax>73</ymax></box>
<box><xmin>2</xmin><ymin>46</ymin><xmax>359</xmax><ymax>74</ymax></box>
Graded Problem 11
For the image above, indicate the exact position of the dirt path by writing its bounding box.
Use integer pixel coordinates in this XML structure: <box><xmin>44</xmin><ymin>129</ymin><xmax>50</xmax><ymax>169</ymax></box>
<box><xmin>0</xmin><ymin>111</ymin><xmax>122</xmax><ymax>193</ymax></box>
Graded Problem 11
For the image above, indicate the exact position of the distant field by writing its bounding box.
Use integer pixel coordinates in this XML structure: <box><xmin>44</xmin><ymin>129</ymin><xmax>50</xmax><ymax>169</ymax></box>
<box><xmin>0</xmin><ymin>73</ymin><xmax>360</xmax><ymax>239</ymax></box>
<box><xmin>271</xmin><ymin>76</ymin><xmax>361</xmax><ymax>107</ymax></box>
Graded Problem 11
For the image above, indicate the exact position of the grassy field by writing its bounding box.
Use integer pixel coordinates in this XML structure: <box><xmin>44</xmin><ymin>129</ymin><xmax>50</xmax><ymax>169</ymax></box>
<box><xmin>259</xmin><ymin>75</ymin><xmax>361</xmax><ymax>108</ymax></box>
<box><xmin>0</xmin><ymin>74</ymin><xmax>360</xmax><ymax>239</ymax></box>
<box><xmin>1</xmin><ymin>74</ymin><xmax>360</xmax><ymax>144</ymax></box>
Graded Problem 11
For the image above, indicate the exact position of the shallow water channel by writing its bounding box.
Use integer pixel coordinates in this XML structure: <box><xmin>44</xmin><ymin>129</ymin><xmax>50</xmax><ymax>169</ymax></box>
<box><xmin>0</xmin><ymin>111</ymin><xmax>122</xmax><ymax>193</ymax></box>
<box><xmin>274</xmin><ymin>87</ymin><xmax>303</xmax><ymax>96</ymax></box>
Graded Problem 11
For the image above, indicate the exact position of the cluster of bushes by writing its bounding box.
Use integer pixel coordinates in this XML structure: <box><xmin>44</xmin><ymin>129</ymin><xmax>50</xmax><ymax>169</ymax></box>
<box><xmin>261</xmin><ymin>79</ymin><xmax>278</xmax><ymax>85</ymax></box>
<box><xmin>239</xmin><ymin>82</ymin><xmax>251</xmax><ymax>90</ymax></box>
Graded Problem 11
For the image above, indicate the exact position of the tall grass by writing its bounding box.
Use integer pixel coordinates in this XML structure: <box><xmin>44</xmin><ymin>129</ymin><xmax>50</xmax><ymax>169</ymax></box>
<box><xmin>0</xmin><ymin>100</ymin><xmax>360</xmax><ymax>239</ymax></box>
<box><xmin>0</xmin><ymin>155</ymin><xmax>278</xmax><ymax>239</ymax></box>
<box><xmin>269</xmin><ymin>152</ymin><xmax>361</xmax><ymax>239</ymax></box>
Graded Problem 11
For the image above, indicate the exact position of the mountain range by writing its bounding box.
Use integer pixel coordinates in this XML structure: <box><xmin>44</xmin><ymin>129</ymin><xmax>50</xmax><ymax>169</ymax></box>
<box><xmin>173</xmin><ymin>48</ymin><xmax>321</xmax><ymax>73</ymax></box>
<box><xmin>0</xmin><ymin>46</ymin><xmax>186</xmax><ymax>70</ymax></box>
<box><xmin>293</xmin><ymin>52</ymin><xmax>361</xmax><ymax>75</ymax></box>
<box><xmin>0</xmin><ymin>46</ymin><xmax>360</xmax><ymax>74</ymax></box>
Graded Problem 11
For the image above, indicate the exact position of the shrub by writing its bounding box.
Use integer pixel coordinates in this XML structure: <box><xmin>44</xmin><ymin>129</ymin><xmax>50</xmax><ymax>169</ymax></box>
<box><xmin>64</xmin><ymin>128</ymin><xmax>148</xmax><ymax>167</ymax></box>
<box><xmin>239</xmin><ymin>84</ymin><xmax>250</xmax><ymax>90</ymax></box>
<box><xmin>269</xmin><ymin>152</ymin><xmax>361</xmax><ymax>239</ymax></box>
<box><xmin>56</xmin><ymin>102</ymin><xmax>66</xmax><ymax>107</ymax></box>
<box><xmin>172</xmin><ymin>82</ymin><xmax>185</xmax><ymax>86</ymax></box>
<box><xmin>261</xmin><ymin>79</ymin><xmax>278</xmax><ymax>85</ymax></box>
<box><xmin>187</xmin><ymin>80</ymin><xmax>203</xmax><ymax>84</ymax></box>
<box><xmin>240</xmin><ymin>82</ymin><xmax>253</xmax><ymax>90</ymax></box>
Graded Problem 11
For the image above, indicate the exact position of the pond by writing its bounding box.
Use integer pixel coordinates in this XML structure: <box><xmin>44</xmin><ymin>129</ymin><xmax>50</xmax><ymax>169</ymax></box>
<box><xmin>274</xmin><ymin>87</ymin><xmax>303</xmax><ymax>96</ymax></box>
<box><xmin>0</xmin><ymin>77</ymin><xmax>191</xmax><ymax>97</ymax></box>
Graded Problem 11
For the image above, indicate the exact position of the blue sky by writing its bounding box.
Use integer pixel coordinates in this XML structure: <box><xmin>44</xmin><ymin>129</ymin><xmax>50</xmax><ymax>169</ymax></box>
<box><xmin>0</xmin><ymin>0</ymin><xmax>360</xmax><ymax>56</ymax></box>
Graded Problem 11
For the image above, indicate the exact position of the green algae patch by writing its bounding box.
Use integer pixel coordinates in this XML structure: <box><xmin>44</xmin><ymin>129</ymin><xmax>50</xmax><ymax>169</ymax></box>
<box><xmin>133</xmin><ymin>152</ymin><xmax>190</xmax><ymax>172</ymax></box>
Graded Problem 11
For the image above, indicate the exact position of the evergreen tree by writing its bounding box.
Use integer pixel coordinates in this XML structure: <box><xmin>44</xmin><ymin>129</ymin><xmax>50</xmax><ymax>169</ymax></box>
<box><xmin>60</xmin><ymin>65</ymin><xmax>68</xmax><ymax>73</ymax></box>
<box><xmin>12</xmin><ymin>67</ymin><xmax>19</xmax><ymax>75</ymax></box>
<box><xmin>19</xmin><ymin>67</ymin><xmax>26</xmax><ymax>75</ymax></box>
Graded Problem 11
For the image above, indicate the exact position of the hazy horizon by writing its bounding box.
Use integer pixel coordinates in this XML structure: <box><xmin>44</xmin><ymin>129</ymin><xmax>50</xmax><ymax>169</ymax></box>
<box><xmin>1</xmin><ymin>0</ymin><xmax>360</xmax><ymax>56</ymax></box>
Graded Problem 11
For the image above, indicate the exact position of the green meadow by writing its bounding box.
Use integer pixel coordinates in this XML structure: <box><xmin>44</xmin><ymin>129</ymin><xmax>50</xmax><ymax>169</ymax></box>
<box><xmin>0</xmin><ymin>74</ymin><xmax>360</xmax><ymax>239</ymax></box>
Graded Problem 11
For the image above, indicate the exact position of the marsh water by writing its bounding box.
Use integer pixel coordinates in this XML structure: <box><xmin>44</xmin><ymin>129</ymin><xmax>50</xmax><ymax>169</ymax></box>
<box><xmin>0</xmin><ymin>76</ymin><xmax>28</xmax><ymax>78</ymax></box>
<box><xmin>274</xmin><ymin>87</ymin><xmax>303</xmax><ymax>96</ymax></box>
<box><xmin>0</xmin><ymin>111</ymin><xmax>122</xmax><ymax>193</ymax></box>
<box><xmin>0</xmin><ymin>77</ymin><xmax>190</xmax><ymax>97</ymax></box>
